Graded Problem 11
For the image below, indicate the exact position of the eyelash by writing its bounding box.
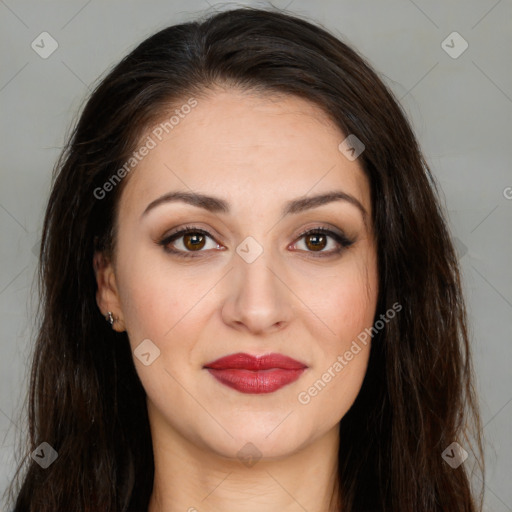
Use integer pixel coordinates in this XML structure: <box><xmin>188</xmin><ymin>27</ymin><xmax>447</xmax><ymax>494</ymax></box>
<box><xmin>157</xmin><ymin>225</ymin><xmax>355</xmax><ymax>259</ymax></box>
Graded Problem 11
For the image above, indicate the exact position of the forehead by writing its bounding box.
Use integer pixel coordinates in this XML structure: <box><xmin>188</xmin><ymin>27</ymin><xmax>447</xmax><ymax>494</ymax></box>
<box><xmin>119</xmin><ymin>88</ymin><xmax>371</xmax><ymax>219</ymax></box>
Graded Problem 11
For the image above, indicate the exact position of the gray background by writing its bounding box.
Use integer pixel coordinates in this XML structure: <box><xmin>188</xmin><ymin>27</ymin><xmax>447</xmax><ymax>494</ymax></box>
<box><xmin>0</xmin><ymin>0</ymin><xmax>510</xmax><ymax>510</ymax></box>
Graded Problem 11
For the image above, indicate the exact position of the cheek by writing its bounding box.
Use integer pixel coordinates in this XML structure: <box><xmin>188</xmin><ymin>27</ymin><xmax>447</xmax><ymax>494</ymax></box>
<box><xmin>114</xmin><ymin>246</ymin><xmax>218</xmax><ymax>399</ymax></box>
<box><xmin>296</xmin><ymin>284</ymin><xmax>374</xmax><ymax>426</ymax></box>
<box><xmin>114</xmin><ymin>243</ymin><xmax>193</xmax><ymax>343</ymax></box>
<box><xmin>296</xmin><ymin>250</ymin><xmax>377</xmax><ymax>415</ymax></box>
<box><xmin>114</xmin><ymin>253</ymin><xmax>207</xmax><ymax>409</ymax></box>
<box><xmin>117</xmin><ymin>277</ymin><xmax>175</xmax><ymax>345</ymax></box>
<box><xmin>311</xmin><ymin>251</ymin><xmax>378</xmax><ymax>353</ymax></box>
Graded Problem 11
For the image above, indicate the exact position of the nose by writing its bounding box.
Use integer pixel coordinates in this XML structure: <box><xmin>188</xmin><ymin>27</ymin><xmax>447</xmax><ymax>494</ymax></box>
<box><xmin>220</xmin><ymin>248</ymin><xmax>294</xmax><ymax>335</ymax></box>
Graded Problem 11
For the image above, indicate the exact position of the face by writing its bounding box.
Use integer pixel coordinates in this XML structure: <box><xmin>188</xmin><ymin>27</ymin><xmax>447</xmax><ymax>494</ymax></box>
<box><xmin>95</xmin><ymin>88</ymin><xmax>378</xmax><ymax>460</ymax></box>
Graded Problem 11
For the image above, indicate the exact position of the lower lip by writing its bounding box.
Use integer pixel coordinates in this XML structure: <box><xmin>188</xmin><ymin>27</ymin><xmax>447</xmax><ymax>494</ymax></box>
<box><xmin>206</xmin><ymin>368</ymin><xmax>306</xmax><ymax>394</ymax></box>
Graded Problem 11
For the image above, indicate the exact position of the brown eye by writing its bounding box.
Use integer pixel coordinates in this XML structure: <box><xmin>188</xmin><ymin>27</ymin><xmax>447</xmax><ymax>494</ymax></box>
<box><xmin>304</xmin><ymin>232</ymin><xmax>328</xmax><ymax>252</ymax></box>
<box><xmin>293</xmin><ymin>227</ymin><xmax>354</xmax><ymax>257</ymax></box>
<box><xmin>159</xmin><ymin>227</ymin><xmax>219</xmax><ymax>257</ymax></box>
<box><xmin>182</xmin><ymin>232</ymin><xmax>207</xmax><ymax>251</ymax></box>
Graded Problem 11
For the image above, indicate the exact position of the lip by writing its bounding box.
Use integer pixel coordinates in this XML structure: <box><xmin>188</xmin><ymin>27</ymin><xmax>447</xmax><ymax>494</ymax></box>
<box><xmin>204</xmin><ymin>353</ymin><xmax>308</xmax><ymax>394</ymax></box>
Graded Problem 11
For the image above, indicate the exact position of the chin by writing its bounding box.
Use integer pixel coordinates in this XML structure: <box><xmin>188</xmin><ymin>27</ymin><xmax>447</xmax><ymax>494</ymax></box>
<box><xmin>188</xmin><ymin>409</ymin><xmax>321</xmax><ymax>461</ymax></box>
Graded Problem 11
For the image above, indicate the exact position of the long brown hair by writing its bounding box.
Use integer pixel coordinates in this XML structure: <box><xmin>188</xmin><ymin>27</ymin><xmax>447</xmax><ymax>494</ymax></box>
<box><xmin>5</xmin><ymin>6</ymin><xmax>483</xmax><ymax>511</ymax></box>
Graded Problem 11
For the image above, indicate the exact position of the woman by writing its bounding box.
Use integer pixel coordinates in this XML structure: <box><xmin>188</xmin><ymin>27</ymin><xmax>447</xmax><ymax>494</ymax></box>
<box><xmin>6</xmin><ymin>6</ymin><xmax>483</xmax><ymax>511</ymax></box>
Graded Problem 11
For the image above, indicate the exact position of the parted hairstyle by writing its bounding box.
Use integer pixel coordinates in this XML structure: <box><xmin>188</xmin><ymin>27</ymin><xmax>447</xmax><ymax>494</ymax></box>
<box><xmin>6</xmin><ymin>6</ymin><xmax>483</xmax><ymax>512</ymax></box>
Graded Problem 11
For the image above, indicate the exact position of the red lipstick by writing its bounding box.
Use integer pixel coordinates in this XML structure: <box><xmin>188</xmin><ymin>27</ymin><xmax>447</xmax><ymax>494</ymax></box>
<box><xmin>204</xmin><ymin>353</ymin><xmax>307</xmax><ymax>394</ymax></box>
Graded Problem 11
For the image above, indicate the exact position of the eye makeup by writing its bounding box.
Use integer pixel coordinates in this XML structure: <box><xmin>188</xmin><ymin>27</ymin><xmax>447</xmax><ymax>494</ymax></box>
<box><xmin>156</xmin><ymin>224</ymin><xmax>355</xmax><ymax>260</ymax></box>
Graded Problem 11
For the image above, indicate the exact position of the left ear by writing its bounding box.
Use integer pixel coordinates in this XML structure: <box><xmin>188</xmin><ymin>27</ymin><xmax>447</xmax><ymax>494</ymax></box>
<box><xmin>93</xmin><ymin>250</ymin><xmax>126</xmax><ymax>332</ymax></box>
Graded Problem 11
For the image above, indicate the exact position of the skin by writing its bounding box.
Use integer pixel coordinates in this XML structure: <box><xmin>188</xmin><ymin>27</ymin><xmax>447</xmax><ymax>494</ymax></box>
<box><xmin>94</xmin><ymin>87</ymin><xmax>378</xmax><ymax>512</ymax></box>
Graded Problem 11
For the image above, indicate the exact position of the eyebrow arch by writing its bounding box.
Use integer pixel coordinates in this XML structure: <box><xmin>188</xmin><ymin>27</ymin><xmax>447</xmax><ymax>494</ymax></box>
<box><xmin>141</xmin><ymin>190</ymin><xmax>367</xmax><ymax>223</ymax></box>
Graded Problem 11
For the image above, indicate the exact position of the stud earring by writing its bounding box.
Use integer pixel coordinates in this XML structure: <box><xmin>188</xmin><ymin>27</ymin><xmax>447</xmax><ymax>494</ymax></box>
<box><xmin>105</xmin><ymin>311</ymin><xmax>115</xmax><ymax>326</ymax></box>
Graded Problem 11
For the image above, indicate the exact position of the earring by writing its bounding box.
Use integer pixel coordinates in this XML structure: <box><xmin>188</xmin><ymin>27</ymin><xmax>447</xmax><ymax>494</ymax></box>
<box><xmin>106</xmin><ymin>311</ymin><xmax>115</xmax><ymax>326</ymax></box>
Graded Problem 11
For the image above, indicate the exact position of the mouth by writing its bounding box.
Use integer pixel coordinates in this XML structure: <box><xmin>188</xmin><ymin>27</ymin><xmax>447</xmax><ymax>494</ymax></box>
<box><xmin>203</xmin><ymin>352</ymin><xmax>308</xmax><ymax>394</ymax></box>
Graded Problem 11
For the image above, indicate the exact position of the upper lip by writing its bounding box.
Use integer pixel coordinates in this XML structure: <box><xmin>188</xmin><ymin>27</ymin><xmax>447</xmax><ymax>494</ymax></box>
<box><xmin>204</xmin><ymin>352</ymin><xmax>308</xmax><ymax>371</ymax></box>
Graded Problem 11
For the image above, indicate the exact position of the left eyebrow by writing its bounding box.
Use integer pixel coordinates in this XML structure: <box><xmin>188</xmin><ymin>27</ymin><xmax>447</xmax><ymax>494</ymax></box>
<box><xmin>282</xmin><ymin>191</ymin><xmax>367</xmax><ymax>223</ymax></box>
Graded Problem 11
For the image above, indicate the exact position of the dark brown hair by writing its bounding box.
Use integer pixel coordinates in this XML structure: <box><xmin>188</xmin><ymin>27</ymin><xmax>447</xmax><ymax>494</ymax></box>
<box><xmin>5</xmin><ymin>6</ymin><xmax>483</xmax><ymax>511</ymax></box>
